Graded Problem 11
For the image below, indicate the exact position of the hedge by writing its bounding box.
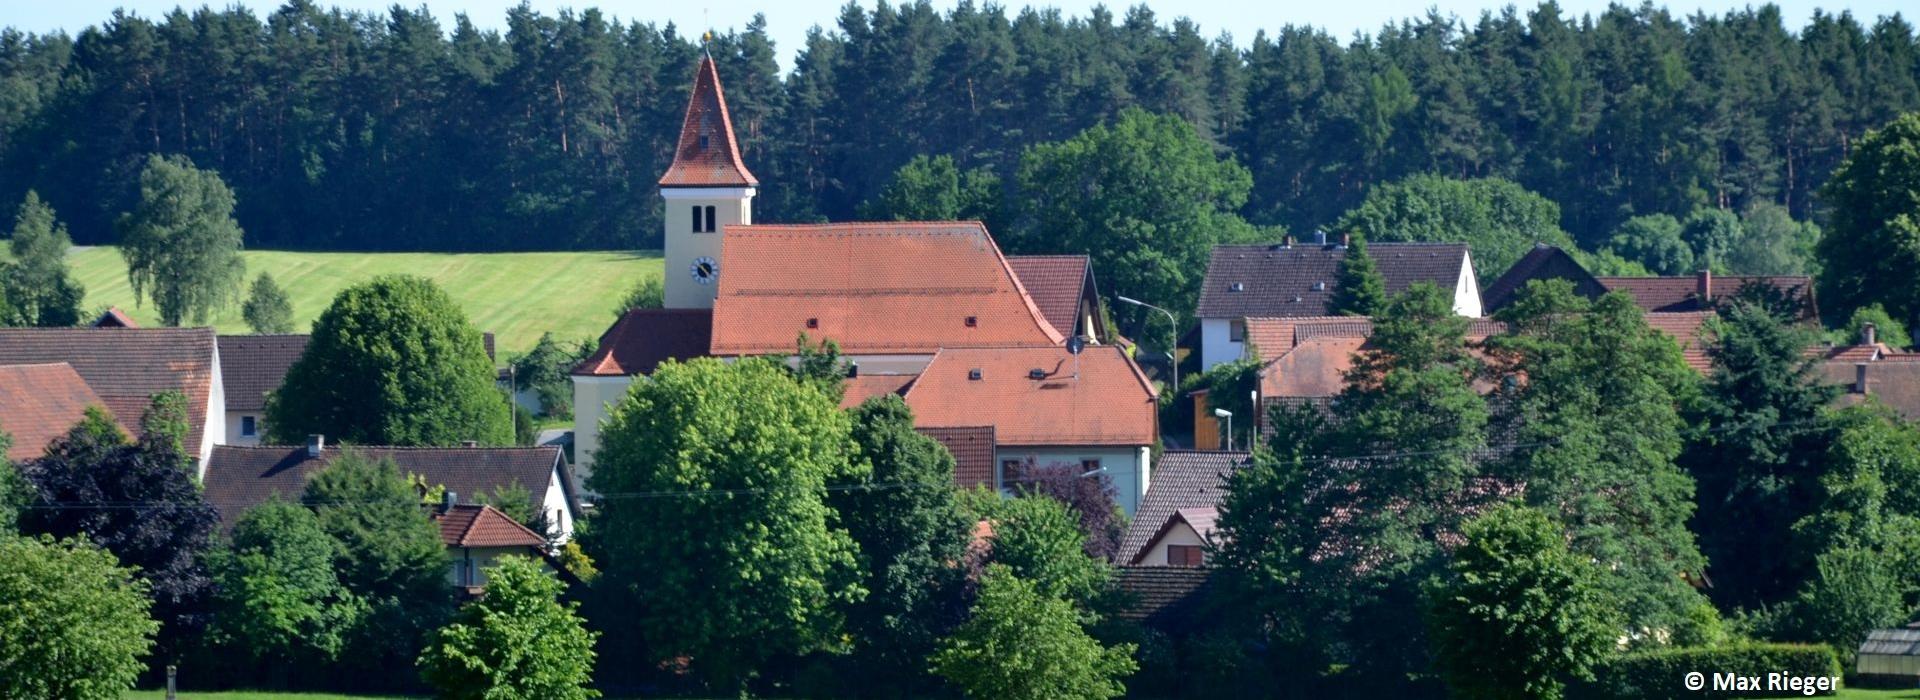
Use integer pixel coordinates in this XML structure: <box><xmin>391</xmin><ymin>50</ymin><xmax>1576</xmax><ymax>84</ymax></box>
<box><xmin>1572</xmin><ymin>643</ymin><xmax>1843</xmax><ymax>699</ymax></box>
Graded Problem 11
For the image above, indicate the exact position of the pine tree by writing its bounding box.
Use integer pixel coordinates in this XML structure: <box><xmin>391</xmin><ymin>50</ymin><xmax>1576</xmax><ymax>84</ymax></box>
<box><xmin>1330</xmin><ymin>234</ymin><xmax>1387</xmax><ymax>316</ymax></box>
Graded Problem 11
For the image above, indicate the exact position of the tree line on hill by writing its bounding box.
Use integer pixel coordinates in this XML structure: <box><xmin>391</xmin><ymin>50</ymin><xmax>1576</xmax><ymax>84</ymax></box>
<box><xmin>1</xmin><ymin>1</ymin><xmax>1916</xmax><ymax>256</ymax></box>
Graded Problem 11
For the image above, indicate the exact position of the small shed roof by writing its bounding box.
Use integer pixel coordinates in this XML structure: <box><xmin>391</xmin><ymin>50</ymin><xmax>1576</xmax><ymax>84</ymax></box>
<box><xmin>1861</xmin><ymin>627</ymin><xmax>1920</xmax><ymax>656</ymax></box>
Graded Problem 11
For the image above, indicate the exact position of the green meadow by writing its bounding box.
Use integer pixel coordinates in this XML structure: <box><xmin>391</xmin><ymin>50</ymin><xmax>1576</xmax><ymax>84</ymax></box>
<box><xmin>9</xmin><ymin>247</ymin><xmax>662</xmax><ymax>356</ymax></box>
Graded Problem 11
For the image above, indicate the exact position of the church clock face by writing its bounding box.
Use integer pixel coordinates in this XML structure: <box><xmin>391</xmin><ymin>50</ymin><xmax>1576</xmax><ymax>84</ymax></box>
<box><xmin>689</xmin><ymin>256</ymin><xmax>719</xmax><ymax>285</ymax></box>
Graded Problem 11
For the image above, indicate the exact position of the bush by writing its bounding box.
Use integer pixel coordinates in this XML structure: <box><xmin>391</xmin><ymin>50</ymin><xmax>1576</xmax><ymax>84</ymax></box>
<box><xmin>1574</xmin><ymin>643</ymin><xmax>1842</xmax><ymax>700</ymax></box>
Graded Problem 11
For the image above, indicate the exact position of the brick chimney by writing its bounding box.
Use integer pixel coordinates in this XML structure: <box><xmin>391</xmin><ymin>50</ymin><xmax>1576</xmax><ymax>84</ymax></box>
<box><xmin>1856</xmin><ymin>363</ymin><xmax>1871</xmax><ymax>395</ymax></box>
<box><xmin>1696</xmin><ymin>269</ymin><xmax>1713</xmax><ymax>303</ymax></box>
<box><xmin>1864</xmin><ymin>322</ymin><xmax>1878</xmax><ymax>347</ymax></box>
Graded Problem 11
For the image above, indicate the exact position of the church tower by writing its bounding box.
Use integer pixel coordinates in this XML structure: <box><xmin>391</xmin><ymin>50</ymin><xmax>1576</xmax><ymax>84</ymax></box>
<box><xmin>659</xmin><ymin>54</ymin><xmax>756</xmax><ymax>309</ymax></box>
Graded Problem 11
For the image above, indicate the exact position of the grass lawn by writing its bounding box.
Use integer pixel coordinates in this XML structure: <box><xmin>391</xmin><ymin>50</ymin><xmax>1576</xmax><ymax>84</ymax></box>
<box><xmin>8</xmin><ymin>246</ymin><xmax>662</xmax><ymax>356</ymax></box>
<box><xmin>126</xmin><ymin>693</ymin><xmax>414</xmax><ymax>699</ymax></box>
<box><xmin>1840</xmin><ymin>688</ymin><xmax>1920</xmax><ymax>698</ymax></box>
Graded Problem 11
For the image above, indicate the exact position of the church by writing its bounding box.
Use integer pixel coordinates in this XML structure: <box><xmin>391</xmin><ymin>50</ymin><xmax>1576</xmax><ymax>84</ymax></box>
<box><xmin>571</xmin><ymin>55</ymin><xmax>1160</xmax><ymax>514</ymax></box>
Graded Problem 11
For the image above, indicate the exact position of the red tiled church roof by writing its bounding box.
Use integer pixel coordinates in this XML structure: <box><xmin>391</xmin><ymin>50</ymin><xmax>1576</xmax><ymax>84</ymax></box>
<box><xmin>572</xmin><ymin>308</ymin><xmax>713</xmax><ymax>377</ymax></box>
<box><xmin>904</xmin><ymin>345</ymin><xmax>1156</xmax><ymax>446</ymax></box>
<box><xmin>0</xmin><ymin>363</ymin><xmax>117</xmax><ymax>462</ymax></box>
<box><xmin>658</xmin><ymin>55</ymin><xmax>756</xmax><ymax>188</ymax></box>
<box><xmin>710</xmin><ymin>222</ymin><xmax>1065</xmax><ymax>355</ymax></box>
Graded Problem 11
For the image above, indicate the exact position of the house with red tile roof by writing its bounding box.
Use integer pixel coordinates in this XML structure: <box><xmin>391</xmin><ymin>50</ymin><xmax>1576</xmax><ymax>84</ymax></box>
<box><xmin>1195</xmin><ymin>236</ymin><xmax>1482</xmax><ymax>371</ymax></box>
<box><xmin>429</xmin><ymin>501</ymin><xmax>553</xmax><ymax>595</ymax></box>
<box><xmin>0</xmin><ymin>363</ymin><xmax>120</xmax><ymax>462</ymax></box>
<box><xmin>1486</xmin><ymin>245</ymin><xmax>1818</xmax><ymax>321</ymax></box>
<box><xmin>0</xmin><ymin>327</ymin><xmax>224</xmax><ymax>470</ymax></box>
<box><xmin>901</xmin><ymin>345</ymin><xmax>1158</xmax><ymax>513</ymax></box>
<box><xmin>571</xmin><ymin>56</ymin><xmax>1145</xmax><ymax>490</ymax></box>
<box><xmin>1119</xmin><ymin>451</ymin><xmax>1248</xmax><ymax>566</ymax></box>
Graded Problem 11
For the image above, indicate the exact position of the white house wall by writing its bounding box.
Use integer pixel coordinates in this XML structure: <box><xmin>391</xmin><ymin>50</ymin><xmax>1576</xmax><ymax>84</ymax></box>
<box><xmin>198</xmin><ymin>345</ymin><xmax>227</xmax><ymax>479</ymax></box>
<box><xmin>1199</xmin><ymin>317</ymin><xmax>1241</xmax><ymax>372</ymax></box>
<box><xmin>1140</xmin><ymin>520</ymin><xmax>1207</xmax><ymax>566</ymax></box>
<box><xmin>569</xmin><ymin>374</ymin><xmax>634</xmax><ymax>486</ymax></box>
<box><xmin>1454</xmin><ymin>252</ymin><xmax>1485</xmax><ymax>318</ymax></box>
<box><xmin>543</xmin><ymin>467</ymin><xmax>575</xmax><ymax>545</ymax></box>
<box><xmin>224</xmin><ymin>411</ymin><xmax>263</xmax><ymax>447</ymax></box>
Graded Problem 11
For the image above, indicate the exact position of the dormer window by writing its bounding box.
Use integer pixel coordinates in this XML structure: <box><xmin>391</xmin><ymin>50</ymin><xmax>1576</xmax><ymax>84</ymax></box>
<box><xmin>698</xmin><ymin>135</ymin><xmax>710</xmax><ymax>150</ymax></box>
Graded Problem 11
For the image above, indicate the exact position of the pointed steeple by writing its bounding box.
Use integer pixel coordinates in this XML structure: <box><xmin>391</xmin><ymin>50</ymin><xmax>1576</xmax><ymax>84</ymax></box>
<box><xmin>658</xmin><ymin>55</ymin><xmax>758</xmax><ymax>188</ymax></box>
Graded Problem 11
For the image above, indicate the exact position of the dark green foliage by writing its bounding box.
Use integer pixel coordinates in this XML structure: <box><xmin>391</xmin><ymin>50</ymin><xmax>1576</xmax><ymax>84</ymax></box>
<box><xmin>17</xmin><ymin>396</ymin><xmax>216</xmax><ymax>666</ymax></box>
<box><xmin>241</xmin><ymin>272</ymin><xmax>294</xmax><ymax>334</ymax></box>
<box><xmin>301</xmin><ymin>452</ymin><xmax>452</xmax><ymax>687</ymax></box>
<box><xmin>0</xmin><ymin>433</ymin><xmax>20</xmax><ymax>532</ymax></box>
<box><xmin>788</xmin><ymin>332</ymin><xmax>848</xmax><ymax>400</ymax></box>
<box><xmin>117</xmin><ymin>154</ymin><xmax>247</xmax><ymax>326</ymax></box>
<box><xmin>1780</xmin><ymin>546</ymin><xmax>1907</xmax><ymax>661</ymax></box>
<box><xmin>418</xmin><ymin>556</ymin><xmax>601</xmax><ymax>700</ymax></box>
<box><xmin>1684</xmin><ymin>301</ymin><xmax>1843</xmax><ymax>609</ymax></box>
<box><xmin>1607</xmin><ymin>214</ymin><xmax>1694</xmax><ymax>276</ymax></box>
<box><xmin>1191</xmin><ymin>357</ymin><xmax>1261</xmax><ymax>450</ymax></box>
<box><xmin>1842</xmin><ymin>304</ymin><xmax>1911</xmax><ymax>350</ymax></box>
<box><xmin>473</xmin><ymin>481</ymin><xmax>550</xmax><ymax>541</ymax></box>
<box><xmin>931</xmin><ymin>565</ymin><xmax>1136</xmax><ymax>700</ymax></box>
<box><xmin>511</xmin><ymin>332</ymin><xmax>590</xmax><ymax>418</ymax></box>
<box><xmin>1335</xmin><ymin>174</ymin><xmax>1577</xmax><ymax>284</ymax></box>
<box><xmin>1731</xmin><ymin>203</ymin><xmax>1820</xmax><ymax>276</ymax></box>
<box><xmin>1489</xmin><ymin>281</ymin><xmax>1709</xmax><ymax>632</ymax></box>
<box><xmin>588</xmin><ymin>358</ymin><xmax>864</xmax><ymax>689</ymax></box>
<box><xmin>1008</xmin><ymin>108</ymin><xmax>1260</xmax><ymax>326</ymax></box>
<box><xmin>969</xmin><ymin>490</ymin><xmax>1116</xmax><ymax>617</ymax></box>
<box><xmin>1329</xmin><ymin>234</ymin><xmax>1386</xmax><ymax>316</ymax></box>
<box><xmin>1818</xmin><ymin>111</ymin><xmax>1920</xmax><ymax>329</ymax></box>
<box><xmin>828</xmin><ymin>395</ymin><xmax>974</xmax><ymax>697</ymax></box>
<box><xmin>208</xmin><ymin>500</ymin><xmax>366</xmax><ymax>683</ymax></box>
<box><xmin>3</xmin><ymin>191</ymin><xmax>83</xmax><ymax>326</ymax></box>
<box><xmin>859</xmin><ymin>154</ymin><xmax>1001</xmax><ymax>227</ymax></box>
<box><xmin>1682</xmin><ymin>208</ymin><xmax>1746</xmax><ymax>273</ymax></box>
<box><xmin>0</xmin><ymin>5</ymin><xmax>1912</xmax><ymax>256</ymax></box>
<box><xmin>1427</xmin><ymin>504</ymin><xmax>1618</xmax><ymax>700</ymax></box>
<box><xmin>613</xmin><ymin>276</ymin><xmax>663</xmax><ymax>317</ymax></box>
<box><xmin>0</xmin><ymin>534</ymin><xmax>158</xmax><ymax>700</ymax></box>
<box><xmin>1012</xmin><ymin>463</ymin><xmax>1126</xmax><ymax>561</ymax></box>
<box><xmin>268</xmin><ymin>275</ymin><xmax>511</xmax><ymax>446</ymax></box>
<box><xmin>1575</xmin><ymin>643</ymin><xmax>1841</xmax><ymax>700</ymax></box>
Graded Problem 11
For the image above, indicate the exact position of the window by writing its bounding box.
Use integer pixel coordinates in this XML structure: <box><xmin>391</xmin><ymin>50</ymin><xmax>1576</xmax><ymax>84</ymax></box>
<box><xmin>698</xmin><ymin>134</ymin><xmax>710</xmax><ymax>150</ymax></box>
<box><xmin>691</xmin><ymin>205</ymin><xmax>705</xmax><ymax>233</ymax></box>
<box><xmin>1167</xmin><ymin>544</ymin><xmax>1205</xmax><ymax>566</ymax></box>
<box><xmin>1080</xmin><ymin>458</ymin><xmax>1101</xmax><ymax>473</ymax></box>
<box><xmin>1000</xmin><ymin>460</ymin><xmax>1025</xmax><ymax>489</ymax></box>
<box><xmin>1228</xmin><ymin>319</ymin><xmax>1246</xmax><ymax>342</ymax></box>
<box><xmin>240</xmin><ymin>415</ymin><xmax>256</xmax><ymax>437</ymax></box>
<box><xmin>704</xmin><ymin>206</ymin><xmax>717</xmax><ymax>233</ymax></box>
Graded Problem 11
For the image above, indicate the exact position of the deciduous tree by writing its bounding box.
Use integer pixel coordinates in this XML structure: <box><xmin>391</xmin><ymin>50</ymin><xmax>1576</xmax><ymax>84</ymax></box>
<box><xmin>0</xmin><ymin>534</ymin><xmax>157</xmax><ymax>700</ymax></box>
<box><xmin>4</xmin><ymin>191</ymin><xmax>84</xmax><ymax>327</ymax></box>
<box><xmin>418</xmin><ymin>555</ymin><xmax>600</xmax><ymax>700</ymax></box>
<box><xmin>241</xmin><ymin>272</ymin><xmax>294</xmax><ymax>334</ymax></box>
<box><xmin>1334</xmin><ymin>174</ymin><xmax>1577</xmax><ymax>284</ymax></box>
<box><xmin>208</xmin><ymin>499</ymin><xmax>366</xmax><ymax>683</ymax></box>
<box><xmin>931</xmin><ymin>565</ymin><xmax>1136</xmax><ymax>700</ymax></box>
<box><xmin>117</xmin><ymin>154</ymin><xmax>247</xmax><ymax>326</ymax></box>
<box><xmin>1818</xmin><ymin>112</ymin><xmax>1920</xmax><ymax>329</ymax></box>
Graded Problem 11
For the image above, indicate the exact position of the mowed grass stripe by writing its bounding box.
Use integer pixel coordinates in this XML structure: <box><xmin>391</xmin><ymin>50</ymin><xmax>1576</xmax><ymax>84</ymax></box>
<box><xmin>10</xmin><ymin>247</ymin><xmax>661</xmax><ymax>356</ymax></box>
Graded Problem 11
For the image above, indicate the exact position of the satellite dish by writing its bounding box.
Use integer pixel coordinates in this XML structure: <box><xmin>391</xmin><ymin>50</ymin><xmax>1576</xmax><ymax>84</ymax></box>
<box><xmin>1066</xmin><ymin>336</ymin><xmax>1086</xmax><ymax>355</ymax></box>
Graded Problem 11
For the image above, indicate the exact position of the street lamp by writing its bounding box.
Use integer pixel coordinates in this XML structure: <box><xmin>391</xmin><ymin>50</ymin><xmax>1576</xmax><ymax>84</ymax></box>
<box><xmin>1213</xmin><ymin>408</ymin><xmax>1233</xmax><ymax>451</ymax></box>
<box><xmin>1115</xmin><ymin>295</ymin><xmax>1179</xmax><ymax>399</ymax></box>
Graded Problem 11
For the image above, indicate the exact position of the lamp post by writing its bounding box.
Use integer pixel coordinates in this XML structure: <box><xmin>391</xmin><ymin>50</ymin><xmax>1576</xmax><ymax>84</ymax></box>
<box><xmin>1213</xmin><ymin>408</ymin><xmax>1233</xmax><ymax>451</ymax></box>
<box><xmin>1116</xmin><ymin>295</ymin><xmax>1179</xmax><ymax>400</ymax></box>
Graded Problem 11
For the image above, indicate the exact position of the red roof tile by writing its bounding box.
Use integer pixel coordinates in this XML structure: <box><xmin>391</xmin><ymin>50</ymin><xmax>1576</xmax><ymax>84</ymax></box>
<box><xmin>432</xmin><ymin>504</ymin><xmax>547</xmax><ymax>548</ymax></box>
<box><xmin>918</xmin><ymin>425</ymin><xmax>996</xmax><ymax>488</ymax></box>
<box><xmin>839</xmin><ymin>373</ymin><xmax>917</xmax><ymax>409</ymax></box>
<box><xmin>1643</xmin><ymin>311</ymin><xmax>1717</xmax><ymax>372</ymax></box>
<box><xmin>1597</xmin><ymin>274</ymin><xmax>1816</xmax><ymax>320</ymax></box>
<box><xmin>91</xmin><ymin>306</ymin><xmax>138</xmax><ymax>328</ymax></box>
<box><xmin>218</xmin><ymin>335</ymin><xmax>309</xmax><ymax>412</ymax></box>
<box><xmin>572</xmin><ymin>309</ymin><xmax>713</xmax><ymax>376</ymax></box>
<box><xmin>0</xmin><ymin>328</ymin><xmax>216</xmax><ymax>456</ymax></box>
<box><xmin>202</xmin><ymin>444</ymin><xmax>573</xmax><ymax>531</ymax></box>
<box><xmin>710</xmin><ymin>222</ymin><xmax>1065</xmax><ymax>355</ymax></box>
<box><xmin>0</xmin><ymin>363</ymin><xmax>117</xmax><ymax>462</ymax></box>
<box><xmin>904</xmin><ymin>345</ymin><xmax>1156</xmax><ymax>446</ymax></box>
<box><xmin>1006</xmin><ymin>255</ymin><xmax>1092</xmax><ymax>339</ymax></box>
<box><xmin>658</xmin><ymin>56</ymin><xmax>756</xmax><ymax>188</ymax></box>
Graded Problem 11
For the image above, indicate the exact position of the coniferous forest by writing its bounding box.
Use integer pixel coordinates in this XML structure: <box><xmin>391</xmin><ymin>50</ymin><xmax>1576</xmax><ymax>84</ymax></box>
<box><xmin>1</xmin><ymin>0</ymin><xmax>1917</xmax><ymax>253</ymax></box>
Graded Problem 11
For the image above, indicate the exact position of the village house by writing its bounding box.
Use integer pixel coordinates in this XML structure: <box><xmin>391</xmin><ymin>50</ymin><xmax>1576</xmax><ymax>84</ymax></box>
<box><xmin>570</xmin><ymin>54</ymin><xmax>1151</xmax><ymax>507</ymax></box>
<box><xmin>1194</xmin><ymin>237</ymin><xmax>1482</xmax><ymax>371</ymax></box>
<box><xmin>429</xmin><ymin>498</ymin><xmax>559</xmax><ymax>595</ymax></box>
<box><xmin>1483</xmin><ymin>244</ymin><xmax>1818</xmax><ymax>321</ymax></box>
<box><xmin>0</xmin><ymin>362</ymin><xmax>113</xmax><ymax>462</ymax></box>
<box><xmin>0</xmin><ymin>327</ymin><xmax>225</xmax><ymax>469</ymax></box>
<box><xmin>1117</xmin><ymin>450</ymin><xmax>1249</xmax><ymax>567</ymax></box>
<box><xmin>200</xmin><ymin>438</ymin><xmax>581</xmax><ymax>545</ymax></box>
<box><xmin>216</xmin><ymin>334</ymin><xmax>310</xmax><ymax>446</ymax></box>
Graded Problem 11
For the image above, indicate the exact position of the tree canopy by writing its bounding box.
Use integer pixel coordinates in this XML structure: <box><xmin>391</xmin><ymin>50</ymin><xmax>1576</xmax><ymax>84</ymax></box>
<box><xmin>418</xmin><ymin>555</ymin><xmax>600</xmax><ymax>700</ymax></box>
<box><xmin>1818</xmin><ymin>111</ymin><xmax>1920</xmax><ymax>329</ymax></box>
<box><xmin>117</xmin><ymin>154</ymin><xmax>247</xmax><ymax>326</ymax></box>
<box><xmin>208</xmin><ymin>499</ymin><xmax>367</xmax><ymax>684</ymax></box>
<box><xmin>242</xmin><ymin>272</ymin><xmax>295</xmax><ymax>334</ymax></box>
<box><xmin>931</xmin><ymin>564</ymin><xmax>1136</xmax><ymax>700</ymax></box>
<box><xmin>3</xmin><ymin>191</ymin><xmax>84</xmax><ymax>327</ymax></box>
<box><xmin>0</xmin><ymin>534</ymin><xmax>158</xmax><ymax>700</ymax></box>
<box><xmin>268</xmin><ymin>275</ymin><xmax>511</xmax><ymax>446</ymax></box>
<box><xmin>1334</xmin><ymin>174</ymin><xmax>1576</xmax><ymax>283</ymax></box>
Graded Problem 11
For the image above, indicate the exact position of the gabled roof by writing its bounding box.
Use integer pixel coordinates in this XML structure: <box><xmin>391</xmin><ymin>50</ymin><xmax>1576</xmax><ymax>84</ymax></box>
<box><xmin>1118</xmin><ymin>450</ymin><xmax>1248</xmax><ymax>564</ymax></box>
<box><xmin>0</xmin><ymin>327</ymin><xmax>216</xmax><ymax>454</ymax></box>
<box><xmin>1114</xmin><ymin>565</ymin><xmax>1218</xmax><ymax>632</ymax></box>
<box><xmin>1196</xmin><ymin>242</ymin><xmax>1471</xmax><ymax>319</ymax></box>
<box><xmin>572</xmin><ymin>308</ymin><xmax>713</xmax><ymax>377</ymax></box>
<box><xmin>918</xmin><ymin>425</ymin><xmax>997</xmax><ymax>489</ymax></box>
<box><xmin>1006</xmin><ymin>255</ymin><xmax>1093</xmax><ymax>339</ymax></box>
<box><xmin>0</xmin><ymin>363</ymin><xmax>116</xmax><ymax>462</ymax></box>
<box><xmin>839</xmin><ymin>373</ymin><xmax>918</xmax><ymax>409</ymax></box>
<box><xmin>904</xmin><ymin>345</ymin><xmax>1156</xmax><ymax>447</ymax></box>
<box><xmin>92</xmin><ymin>306</ymin><xmax>138</xmax><ymax>328</ymax></box>
<box><xmin>202</xmin><ymin>444</ymin><xmax>573</xmax><ymax>530</ymax></box>
<box><xmin>709</xmin><ymin>222</ymin><xmax>1065</xmax><ymax>355</ymax></box>
<box><xmin>431</xmin><ymin>504</ymin><xmax>546</xmax><ymax>548</ymax></box>
<box><xmin>1643</xmin><ymin>311</ymin><xmax>1718</xmax><ymax>372</ymax></box>
<box><xmin>1482</xmin><ymin>244</ymin><xmax>1607</xmax><ymax>311</ymax></box>
<box><xmin>658</xmin><ymin>55</ymin><xmax>757</xmax><ymax>188</ymax></box>
<box><xmin>218</xmin><ymin>335</ymin><xmax>310</xmax><ymax>412</ymax></box>
<box><xmin>1597</xmin><ymin>274</ymin><xmax>1816</xmax><ymax>319</ymax></box>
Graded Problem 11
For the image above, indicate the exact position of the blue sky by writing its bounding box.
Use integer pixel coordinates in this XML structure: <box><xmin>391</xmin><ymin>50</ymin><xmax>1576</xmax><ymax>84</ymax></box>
<box><xmin>6</xmin><ymin>0</ymin><xmax>1911</xmax><ymax>71</ymax></box>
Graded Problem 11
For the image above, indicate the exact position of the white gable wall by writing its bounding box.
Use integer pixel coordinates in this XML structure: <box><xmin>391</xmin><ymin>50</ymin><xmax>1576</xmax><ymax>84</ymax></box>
<box><xmin>1199</xmin><ymin>317</ymin><xmax>1241</xmax><ymax>372</ymax></box>
<box><xmin>543</xmin><ymin>466</ymin><xmax>575</xmax><ymax>544</ymax></box>
<box><xmin>1453</xmin><ymin>252</ymin><xmax>1484</xmax><ymax>318</ymax></box>
<box><xmin>1139</xmin><ymin>519</ymin><xmax>1207</xmax><ymax>566</ymax></box>
<box><xmin>570</xmin><ymin>374</ymin><xmax>634</xmax><ymax>487</ymax></box>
